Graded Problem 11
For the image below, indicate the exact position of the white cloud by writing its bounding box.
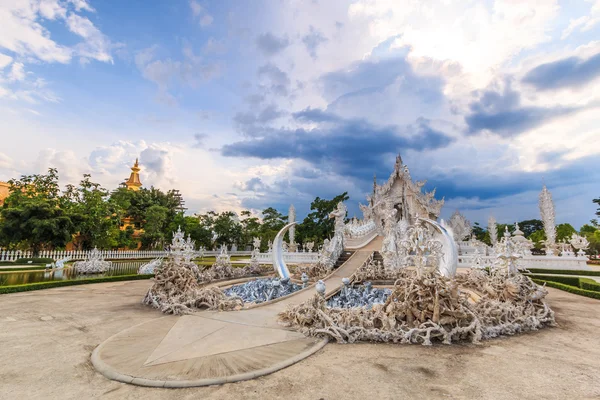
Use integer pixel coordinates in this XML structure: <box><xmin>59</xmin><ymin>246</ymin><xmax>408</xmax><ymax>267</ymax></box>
<box><xmin>0</xmin><ymin>53</ymin><xmax>12</xmax><ymax>69</ymax></box>
<box><xmin>8</xmin><ymin>62</ymin><xmax>25</xmax><ymax>81</ymax></box>
<box><xmin>0</xmin><ymin>1</ymin><xmax>73</xmax><ymax>63</ymax></box>
<box><xmin>66</xmin><ymin>13</ymin><xmax>113</xmax><ymax>63</ymax></box>
<box><xmin>189</xmin><ymin>0</ymin><xmax>213</xmax><ymax>28</ymax></box>
<box><xmin>561</xmin><ymin>0</ymin><xmax>600</xmax><ymax>39</ymax></box>
<box><xmin>39</xmin><ymin>0</ymin><xmax>67</xmax><ymax>20</ymax></box>
<box><xmin>200</xmin><ymin>14</ymin><xmax>213</xmax><ymax>27</ymax></box>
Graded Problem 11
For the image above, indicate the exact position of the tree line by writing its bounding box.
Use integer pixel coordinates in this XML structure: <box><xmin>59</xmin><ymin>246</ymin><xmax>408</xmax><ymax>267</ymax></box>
<box><xmin>0</xmin><ymin>169</ymin><xmax>349</xmax><ymax>254</ymax></box>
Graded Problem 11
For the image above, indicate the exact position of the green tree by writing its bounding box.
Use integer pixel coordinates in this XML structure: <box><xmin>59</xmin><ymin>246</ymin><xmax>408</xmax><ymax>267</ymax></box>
<box><xmin>472</xmin><ymin>222</ymin><xmax>486</xmax><ymax>241</ymax></box>
<box><xmin>62</xmin><ymin>174</ymin><xmax>117</xmax><ymax>250</ymax></box>
<box><xmin>141</xmin><ymin>205</ymin><xmax>169</xmax><ymax>249</ymax></box>
<box><xmin>0</xmin><ymin>169</ymin><xmax>79</xmax><ymax>255</ymax></box>
<box><xmin>529</xmin><ymin>229</ymin><xmax>546</xmax><ymax>250</ymax></box>
<box><xmin>213</xmin><ymin>211</ymin><xmax>243</xmax><ymax>247</ymax></box>
<box><xmin>594</xmin><ymin>197</ymin><xmax>600</xmax><ymax>217</ymax></box>
<box><xmin>517</xmin><ymin>219</ymin><xmax>543</xmax><ymax>238</ymax></box>
<box><xmin>296</xmin><ymin>192</ymin><xmax>350</xmax><ymax>245</ymax></box>
<box><xmin>556</xmin><ymin>223</ymin><xmax>576</xmax><ymax>242</ymax></box>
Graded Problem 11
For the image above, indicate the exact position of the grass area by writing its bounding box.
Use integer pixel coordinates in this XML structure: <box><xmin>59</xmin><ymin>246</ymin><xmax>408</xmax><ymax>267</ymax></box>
<box><xmin>527</xmin><ymin>268</ymin><xmax>600</xmax><ymax>276</ymax></box>
<box><xmin>0</xmin><ymin>266</ymin><xmax>49</xmax><ymax>272</ymax></box>
<box><xmin>0</xmin><ymin>262</ymin><xmax>49</xmax><ymax>267</ymax></box>
<box><xmin>0</xmin><ymin>274</ymin><xmax>153</xmax><ymax>295</ymax></box>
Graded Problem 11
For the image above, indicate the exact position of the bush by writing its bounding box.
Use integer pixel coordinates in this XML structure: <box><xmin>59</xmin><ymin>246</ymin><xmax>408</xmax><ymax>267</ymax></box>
<box><xmin>526</xmin><ymin>268</ymin><xmax>600</xmax><ymax>276</ymax></box>
<box><xmin>0</xmin><ymin>274</ymin><xmax>152</xmax><ymax>295</ymax></box>
<box><xmin>14</xmin><ymin>258</ymin><xmax>54</xmax><ymax>264</ymax></box>
<box><xmin>524</xmin><ymin>274</ymin><xmax>580</xmax><ymax>286</ymax></box>
<box><xmin>579</xmin><ymin>278</ymin><xmax>600</xmax><ymax>293</ymax></box>
<box><xmin>532</xmin><ymin>279</ymin><xmax>600</xmax><ymax>300</ymax></box>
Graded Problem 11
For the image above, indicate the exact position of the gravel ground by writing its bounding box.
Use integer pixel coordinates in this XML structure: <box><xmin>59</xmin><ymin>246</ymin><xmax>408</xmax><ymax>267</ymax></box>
<box><xmin>0</xmin><ymin>280</ymin><xmax>599</xmax><ymax>400</ymax></box>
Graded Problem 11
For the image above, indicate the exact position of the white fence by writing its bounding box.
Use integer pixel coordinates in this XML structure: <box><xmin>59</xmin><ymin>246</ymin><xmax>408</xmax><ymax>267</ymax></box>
<box><xmin>457</xmin><ymin>254</ymin><xmax>590</xmax><ymax>270</ymax></box>
<box><xmin>0</xmin><ymin>248</ymin><xmax>252</xmax><ymax>262</ymax></box>
<box><xmin>255</xmin><ymin>251</ymin><xmax>319</xmax><ymax>264</ymax></box>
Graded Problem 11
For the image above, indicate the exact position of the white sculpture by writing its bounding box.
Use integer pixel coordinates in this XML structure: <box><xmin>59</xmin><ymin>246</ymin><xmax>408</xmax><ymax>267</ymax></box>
<box><xmin>539</xmin><ymin>185</ymin><xmax>557</xmax><ymax>255</ymax></box>
<box><xmin>495</xmin><ymin>227</ymin><xmax>522</xmax><ymax>274</ymax></box>
<box><xmin>305</xmin><ymin>241</ymin><xmax>315</xmax><ymax>252</ymax></box>
<box><xmin>272</xmin><ymin>222</ymin><xmax>295</xmax><ymax>280</ymax></box>
<box><xmin>54</xmin><ymin>256</ymin><xmax>70</xmax><ymax>269</ymax></box>
<box><xmin>488</xmin><ymin>216</ymin><xmax>498</xmax><ymax>246</ymax></box>
<box><xmin>447</xmin><ymin>210</ymin><xmax>472</xmax><ymax>242</ymax></box>
<box><xmin>288</xmin><ymin>204</ymin><xmax>298</xmax><ymax>252</ymax></box>
<box><xmin>252</xmin><ymin>237</ymin><xmax>261</xmax><ymax>251</ymax></box>
<box><xmin>138</xmin><ymin>257</ymin><xmax>163</xmax><ymax>275</ymax></box>
<box><xmin>569</xmin><ymin>233</ymin><xmax>590</xmax><ymax>258</ymax></box>
<box><xmin>511</xmin><ymin>222</ymin><xmax>534</xmax><ymax>256</ymax></box>
<box><xmin>73</xmin><ymin>248</ymin><xmax>112</xmax><ymax>274</ymax></box>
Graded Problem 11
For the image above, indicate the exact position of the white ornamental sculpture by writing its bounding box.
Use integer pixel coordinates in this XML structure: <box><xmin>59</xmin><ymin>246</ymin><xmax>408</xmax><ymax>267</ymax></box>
<box><xmin>569</xmin><ymin>233</ymin><xmax>589</xmax><ymax>258</ymax></box>
<box><xmin>288</xmin><ymin>204</ymin><xmax>298</xmax><ymax>252</ymax></box>
<box><xmin>488</xmin><ymin>216</ymin><xmax>498</xmax><ymax>246</ymax></box>
<box><xmin>447</xmin><ymin>210</ymin><xmax>472</xmax><ymax>242</ymax></box>
<box><xmin>511</xmin><ymin>222</ymin><xmax>533</xmax><ymax>256</ymax></box>
<box><xmin>539</xmin><ymin>185</ymin><xmax>557</xmax><ymax>255</ymax></box>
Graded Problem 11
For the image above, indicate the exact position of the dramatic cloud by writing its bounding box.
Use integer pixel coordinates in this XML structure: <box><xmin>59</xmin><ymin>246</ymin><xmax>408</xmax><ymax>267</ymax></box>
<box><xmin>522</xmin><ymin>52</ymin><xmax>600</xmax><ymax>90</ymax></box>
<box><xmin>256</xmin><ymin>33</ymin><xmax>290</xmax><ymax>56</ymax></box>
<box><xmin>465</xmin><ymin>81</ymin><xmax>580</xmax><ymax>137</ymax></box>
<box><xmin>222</xmin><ymin>109</ymin><xmax>455</xmax><ymax>181</ymax></box>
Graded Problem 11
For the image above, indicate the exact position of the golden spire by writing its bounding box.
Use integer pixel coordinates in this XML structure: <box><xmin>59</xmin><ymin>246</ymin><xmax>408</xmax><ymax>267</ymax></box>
<box><xmin>125</xmin><ymin>158</ymin><xmax>142</xmax><ymax>191</ymax></box>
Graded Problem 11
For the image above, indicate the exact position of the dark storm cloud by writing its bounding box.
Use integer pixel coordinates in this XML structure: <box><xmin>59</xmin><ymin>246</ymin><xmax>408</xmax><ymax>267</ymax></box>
<box><xmin>222</xmin><ymin>110</ymin><xmax>455</xmax><ymax>181</ymax></box>
<box><xmin>465</xmin><ymin>82</ymin><xmax>579</xmax><ymax>137</ymax></box>
<box><xmin>522</xmin><ymin>52</ymin><xmax>600</xmax><ymax>90</ymax></box>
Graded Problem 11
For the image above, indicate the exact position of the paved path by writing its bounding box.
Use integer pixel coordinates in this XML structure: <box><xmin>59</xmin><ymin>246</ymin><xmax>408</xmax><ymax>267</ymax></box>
<box><xmin>92</xmin><ymin>248</ymin><xmax>375</xmax><ymax>387</ymax></box>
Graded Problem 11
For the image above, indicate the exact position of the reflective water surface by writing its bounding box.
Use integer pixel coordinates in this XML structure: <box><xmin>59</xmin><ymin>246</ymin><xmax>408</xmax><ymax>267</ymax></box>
<box><xmin>0</xmin><ymin>261</ymin><xmax>146</xmax><ymax>286</ymax></box>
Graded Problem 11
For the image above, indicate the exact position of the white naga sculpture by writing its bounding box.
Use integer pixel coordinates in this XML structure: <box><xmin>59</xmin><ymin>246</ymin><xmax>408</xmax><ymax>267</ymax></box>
<box><xmin>539</xmin><ymin>185</ymin><xmax>557</xmax><ymax>255</ymax></box>
<box><xmin>138</xmin><ymin>257</ymin><xmax>164</xmax><ymax>275</ymax></box>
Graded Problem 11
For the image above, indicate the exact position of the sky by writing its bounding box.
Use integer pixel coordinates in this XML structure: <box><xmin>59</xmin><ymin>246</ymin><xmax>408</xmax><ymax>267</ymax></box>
<box><xmin>0</xmin><ymin>0</ymin><xmax>599</xmax><ymax>229</ymax></box>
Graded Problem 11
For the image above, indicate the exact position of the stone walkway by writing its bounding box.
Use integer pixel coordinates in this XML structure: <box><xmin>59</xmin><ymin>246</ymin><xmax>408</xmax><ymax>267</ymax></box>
<box><xmin>92</xmin><ymin>249</ymin><xmax>375</xmax><ymax>387</ymax></box>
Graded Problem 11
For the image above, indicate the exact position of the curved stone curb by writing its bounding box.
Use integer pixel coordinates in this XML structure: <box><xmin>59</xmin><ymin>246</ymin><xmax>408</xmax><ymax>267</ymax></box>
<box><xmin>91</xmin><ymin>319</ymin><xmax>328</xmax><ymax>388</ymax></box>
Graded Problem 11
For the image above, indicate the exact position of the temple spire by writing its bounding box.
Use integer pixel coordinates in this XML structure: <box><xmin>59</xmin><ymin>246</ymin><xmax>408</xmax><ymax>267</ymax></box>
<box><xmin>125</xmin><ymin>158</ymin><xmax>142</xmax><ymax>191</ymax></box>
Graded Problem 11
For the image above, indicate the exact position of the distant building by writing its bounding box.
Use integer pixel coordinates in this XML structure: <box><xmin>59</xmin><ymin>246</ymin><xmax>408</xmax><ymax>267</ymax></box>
<box><xmin>124</xmin><ymin>158</ymin><xmax>143</xmax><ymax>191</ymax></box>
<box><xmin>0</xmin><ymin>181</ymin><xmax>10</xmax><ymax>206</ymax></box>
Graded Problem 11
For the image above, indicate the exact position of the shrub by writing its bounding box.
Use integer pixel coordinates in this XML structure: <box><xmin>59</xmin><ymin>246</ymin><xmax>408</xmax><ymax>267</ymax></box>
<box><xmin>532</xmin><ymin>279</ymin><xmax>600</xmax><ymax>300</ymax></box>
<box><xmin>526</xmin><ymin>268</ymin><xmax>600</xmax><ymax>276</ymax></box>
<box><xmin>0</xmin><ymin>274</ymin><xmax>152</xmax><ymax>295</ymax></box>
<box><xmin>524</xmin><ymin>274</ymin><xmax>580</xmax><ymax>286</ymax></box>
<box><xmin>579</xmin><ymin>278</ymin><xmax>600</xmax><ymax>293</ymax></box>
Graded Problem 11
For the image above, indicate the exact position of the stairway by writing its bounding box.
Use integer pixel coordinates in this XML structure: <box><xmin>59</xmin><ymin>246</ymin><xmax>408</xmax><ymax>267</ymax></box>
<box><xmin>334</xmin><ymin>250</ymin><xmax>354</xmax><ymax>269</ymax></box>
<box><xmin>372</xmin><ymin>251</ymin><xmax>383</xmax><ymax>264</ymax></box>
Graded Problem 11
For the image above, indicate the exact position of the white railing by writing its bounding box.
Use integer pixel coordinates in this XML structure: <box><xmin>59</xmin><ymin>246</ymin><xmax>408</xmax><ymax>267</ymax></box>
<box><xmin>457</xmin><ymin>254</ymin><xmax>590</xmax><ymax>270</ymax></box>
<box><xmin>255</xmin><ymin>252</ymin><xmax>318</xmax><ymax>264</ymax></box>
<box><xmin>0</xmin><ymin>248</ymin><xmax>252</xmax><ymax>262</ymax></box>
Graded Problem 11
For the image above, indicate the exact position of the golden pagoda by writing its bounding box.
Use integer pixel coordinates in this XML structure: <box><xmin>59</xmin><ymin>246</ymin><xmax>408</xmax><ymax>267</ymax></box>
<box><xmin>124</xmin><ymin>158</ymin><xmax>142</xmax><ymax>191</ymax></box>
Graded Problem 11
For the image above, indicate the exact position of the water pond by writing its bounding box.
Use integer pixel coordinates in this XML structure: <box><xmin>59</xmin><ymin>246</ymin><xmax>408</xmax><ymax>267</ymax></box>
<box><xmin>0</xmin><ymin>260</ymin><xmax>147</xmax><ymax>286</ymax></box>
